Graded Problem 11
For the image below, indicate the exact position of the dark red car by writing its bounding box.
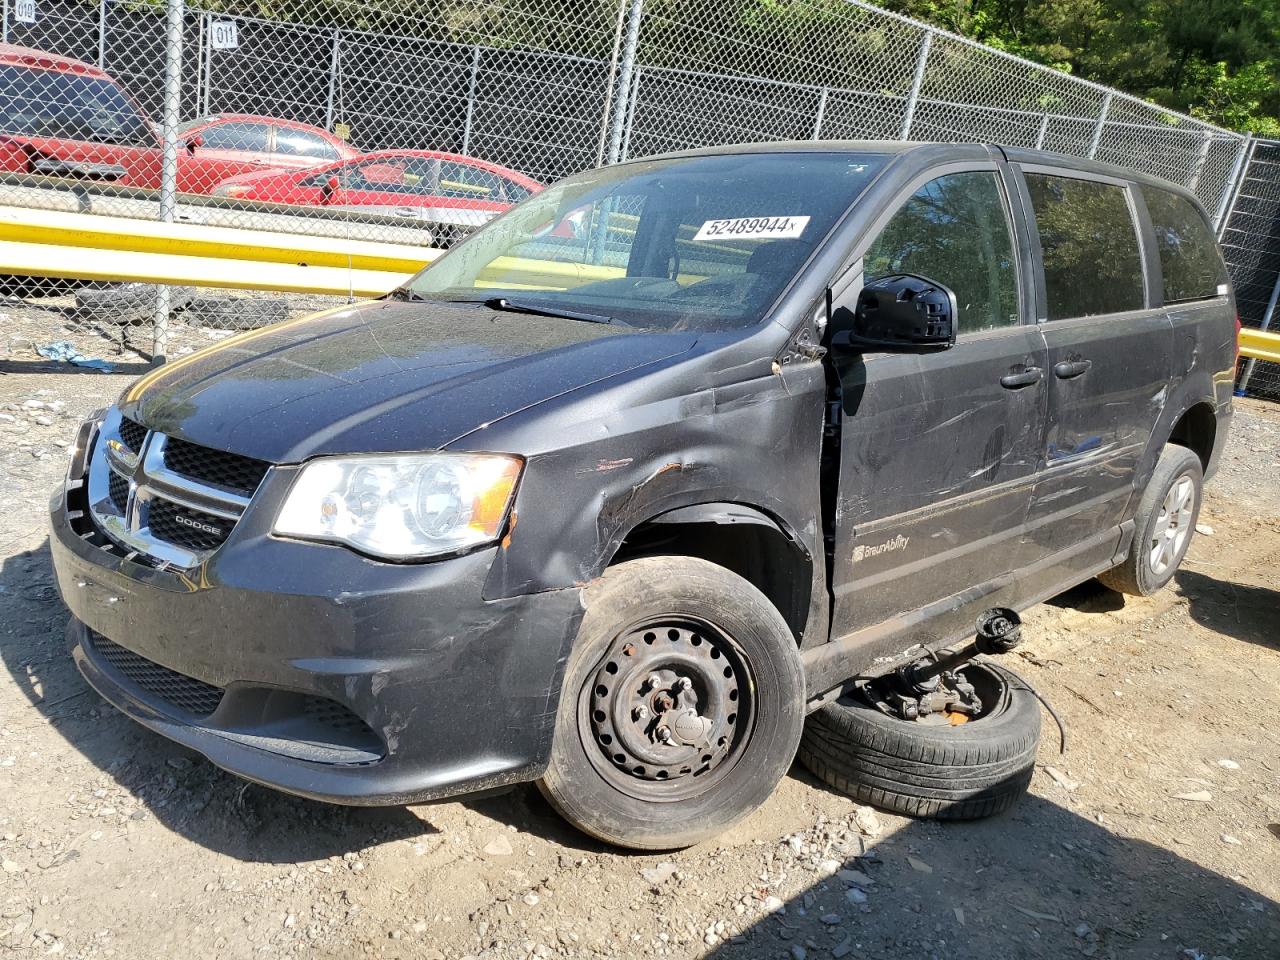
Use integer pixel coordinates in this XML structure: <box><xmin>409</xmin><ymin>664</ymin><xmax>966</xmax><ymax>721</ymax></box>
<box><xmin>212</xmin><ymin>150</ymin><xmax>541</xmax><ymax>226</ymax></box>
<box><xmin>0</xmin><ymin>44</ymin><xmax>352</xmax><ymax>194</ymax></box>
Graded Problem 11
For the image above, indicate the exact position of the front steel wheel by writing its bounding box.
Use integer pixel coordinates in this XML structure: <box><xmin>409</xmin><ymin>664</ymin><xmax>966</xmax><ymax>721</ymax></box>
<box><xmin>540</xmin><ymin>557</ymin><xmax>805</xmax><ymax>850</ymax></box>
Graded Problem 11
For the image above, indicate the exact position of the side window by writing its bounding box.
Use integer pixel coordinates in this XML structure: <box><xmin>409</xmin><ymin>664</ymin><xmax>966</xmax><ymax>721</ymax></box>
<box><xmin>1142</xmin><ymin>187</ymin><xmax>1228</xmax><ymax>304</ymax></box>
<box><xmin>864</xmin><ymin>171</ymin><xmax>1019</xmax><ymax>334</ymax></box>
<box><xmin>274</xmin><ymin>127</ymin><xmax>339</xmax><ymax>160</ymax></box>
<box><xmin>438</xmin><ymin>161</ymin><xmax>504</xmax><ymax>200</ymax></box>
<box><xmin>504</xmin><ymin>178</ymin><xmax>533</xmax><ymax>203</ymax></box>
<box><xmin>1024</xmin><ymin>173</ymin><xmax>1144</xmax><ymax>319</ymax></box>
<box><xmin>200</xmin><ymin>122</ymin><xmax>271</xmax><ymax>153</ymax></box>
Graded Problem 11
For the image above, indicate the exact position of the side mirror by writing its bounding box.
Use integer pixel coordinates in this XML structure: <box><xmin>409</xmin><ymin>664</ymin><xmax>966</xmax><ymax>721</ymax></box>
<box><xmin>842</xmin><ymin>274</ymin><xmax>957</xmax><ymax>352</ymax></box>
<box><xmin>183</xmin><ymin>134</ymin><xmax>202</xmax><ymax>152</ymax></box>
<box><xmin>321</xmin><ymin>175</ymin><xmax>340</xmax><ymax>202</ymax></box>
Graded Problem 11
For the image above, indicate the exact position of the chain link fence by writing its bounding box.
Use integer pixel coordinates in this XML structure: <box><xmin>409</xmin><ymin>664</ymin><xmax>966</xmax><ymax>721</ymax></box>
<box><xmin>0</xmin><ymin>0</ymin><xmax>1270</xmax><ymax>375</ymax></box>
<box><xmin>1218</xmin><ymin>138</ymin><xmax>1280</xmax><ymax>401</ymax></box>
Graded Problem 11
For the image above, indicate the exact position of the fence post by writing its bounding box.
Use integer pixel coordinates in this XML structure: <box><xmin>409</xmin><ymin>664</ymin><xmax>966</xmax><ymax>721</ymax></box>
<box><xmin>1087</xmin><ymin>92</ymin><xmax>1111</xmax><ymax>159</ymax></box>
<box><xmin>1214</xmin><ymin>134</ymin><xmax>1253</xmax><ymax>237</ymax></box>
<box><xmin>1237</xmin><ymin>270</ymin><xmax>1280</xmax><ymax>395</ymax></box>
<box><xmin>201</xmin><ymin>11</ymin><xmax>212</xmax><ymax>115</ymax></box>
<box><xmin>1034</xmin><ymin>113</ymin><xmax>1049</xmax><ymax>150</ymax></box>
<box><xmin>97</xmin><ymin>0</ymin><xmax>108</xmax><ymax>68</ymax></box>
<box><xmin>324</xmin><ymin>28</ymin><xmax>341</xmax><ymax>133</ymax></box>
<box><xmin>1187</xmin><ymin>130</ymin><xmax>1212</xmax><ymax>192</ymax></box>
<box><xmin>152</xmin><ymin>0</ymin><xmax>185</xmax><ymax>364</ymax></box>
<box><xmin>605</xmin><ymin>0</ymin><xmax>644</xmax><ymax>165</ymax></box>
<box><xmin>899</xmin><ymin>29</ymin><xmax>932</xmax><ymax>140</ymax></box>
<box><xmin>461</xmin><ymin>46</ymin><xmax>481</xmax><ymax>156</ymax></box>
<box><xmin>812</xmin><ymin>86</ymin><xmax>829</xmax><ymax>140</ymax></box>
<box><xmin>620</xmin><ymin>66</ymin><xmax>641</xmax><ymax>160</ymax></box>
<box><xmin>2</xmin><ymin>0</ymin><xmax>9</xmax><ymax>44</ymax></box>
<box><xmin>595</xmin><ymin>0</ymin><xmax>629</xmax><ymax>168</ymax></box>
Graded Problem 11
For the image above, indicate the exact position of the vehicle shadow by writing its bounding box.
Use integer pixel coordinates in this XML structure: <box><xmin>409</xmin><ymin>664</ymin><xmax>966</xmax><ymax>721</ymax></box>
<box><xmin>702</xmin><ymin>790</ymin><xmax>1279</xmax><ymax>959</ymax></box>
<box><xmin>0</xmin><ymin>360</ymin><xmax>153</xmax><ymax>376</ymax></box>
<box><xmin>0</xmin><ymin>539</ymin><xmax>435</xmax><ymax>864</ymax></box>
<box><xmin>1175</xmin><ymin>568</ymin><xmax>1280</xmax><ymax>651</ymax></box>
<box><xmin>1043</xmin><ymin>577</ymin><xmax>1127</xmax><ymax>613</ymax></box>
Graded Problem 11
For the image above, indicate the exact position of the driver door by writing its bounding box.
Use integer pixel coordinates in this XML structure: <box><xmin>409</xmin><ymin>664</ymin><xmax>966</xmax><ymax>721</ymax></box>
<box><xmin>828</xmin><ymin>165</ymin><xmax>1048</xmax><ymax>655</ymax></box>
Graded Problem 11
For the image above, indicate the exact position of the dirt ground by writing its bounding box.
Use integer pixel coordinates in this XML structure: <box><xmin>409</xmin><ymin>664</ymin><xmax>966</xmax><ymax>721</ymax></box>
<box><xmin>1</xmin><ymin>300</ymin><xmax>1278</xmax><ymax>960</ymax></box>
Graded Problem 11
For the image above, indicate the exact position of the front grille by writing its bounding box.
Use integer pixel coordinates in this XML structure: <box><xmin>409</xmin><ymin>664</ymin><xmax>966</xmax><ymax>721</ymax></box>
<box><xmin>148</xmin><ymin>499</ymin><xmax>232</xmax><ymax>552</ymax></box>
<box><xmin>301</xmin><ymin>696</ymin><xmax>372</xmax><ymax>736</ymax></box>
<box><xmin>108</xmin><ymin>471</ymin><xmax>129</xmax><ymax>513</ymax></box>
<box><xmin>118</xmin><ymin>416</ymin><xmax>147</xmax><ymax>453</ymax></box>
<box><xmin>162</xmin><ymin>437</ymin><xmax>270</xmax><ymax>495</ymax></box>
<box><xmin>88</xmin><ymin>632</ymin><xmax>225</xmax><ymax>717</ymax></box>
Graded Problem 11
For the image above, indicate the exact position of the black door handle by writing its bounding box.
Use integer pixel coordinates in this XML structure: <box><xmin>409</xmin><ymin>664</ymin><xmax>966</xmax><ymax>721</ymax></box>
<box><xmin>1054</xmin><ymin>359</ymin><xmax>1092</xmax><ymax>379</ymax></box>
<box><xmin>1000</xmin><ymin>367</ymin><xmax>1043</xmax><ymax>389</ymax></box>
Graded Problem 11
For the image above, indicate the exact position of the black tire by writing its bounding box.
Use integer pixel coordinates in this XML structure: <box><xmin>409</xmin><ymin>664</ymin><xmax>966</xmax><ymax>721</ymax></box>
<box><xmin>538</xmin><ymin>556</ymin><xmax>805</xmax><ymax>850</ymax></box>
<box><xmin>184</xmin><ymin>297</ymin><xmax>289</xmax><ymax>330</ymax></box>
<box><xmin>1098</xmin><ymin>444</ymin><xmax>1202</xmax><ymax>597</ymax></box>
<box><xmin>74</xmin><ymin>283</ymin><xmax>195</xmax><ymax>324</ymax></box>
<box><xmin>799</xmin><ymin>662</ymin><xmax>1040</xmax><ymax>820</ymax></box>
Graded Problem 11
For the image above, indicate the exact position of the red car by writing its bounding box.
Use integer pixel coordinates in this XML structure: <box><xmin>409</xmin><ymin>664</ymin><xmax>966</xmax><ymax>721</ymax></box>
<box><xmin>0</xmin><ymin>44</ymin><xmax>351</xmax><ymax>194</ymax></box>
<box><xmin>211</xmin><ymin>150</ymin><xmax>541</xmax><ymax>226</ymax></box>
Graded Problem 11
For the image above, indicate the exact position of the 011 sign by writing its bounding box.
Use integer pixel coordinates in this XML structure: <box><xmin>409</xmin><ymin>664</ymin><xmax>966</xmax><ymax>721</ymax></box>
<box><xmin>210</xmin><ymin>20</ymin><xmax>239</xmax><ymax>50</ymax></box>
<box><xmin>14</xmin><ymin>0</ymin><xmax>37</xmax><ymax>24</ymax></box>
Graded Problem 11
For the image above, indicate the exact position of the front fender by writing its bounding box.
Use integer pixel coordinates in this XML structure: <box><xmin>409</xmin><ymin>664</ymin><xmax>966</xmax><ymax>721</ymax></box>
<box><xmin>478</xmin><ymin>362</ymin><xmax>829</xmax><ymax>608</ymax></box>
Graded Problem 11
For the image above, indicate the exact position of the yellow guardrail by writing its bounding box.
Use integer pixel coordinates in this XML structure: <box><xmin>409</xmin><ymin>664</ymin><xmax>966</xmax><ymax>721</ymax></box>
<box><xmin>0</xmin><ymin>205</ymin><xmax>443</xmax><ymax>297</ymax></box>
<box><xmin>1240</xmin><ymin>327</ymin><xmax>1280</xmax><ymax>365</ymax></box>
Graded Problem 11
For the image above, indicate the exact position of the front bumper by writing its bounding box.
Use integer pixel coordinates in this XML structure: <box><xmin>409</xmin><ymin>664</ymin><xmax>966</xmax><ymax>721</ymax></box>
<box><xmin>50</xmin><ymin>477</ymin><xmax>583</xmax><ymax>806</ymax></box>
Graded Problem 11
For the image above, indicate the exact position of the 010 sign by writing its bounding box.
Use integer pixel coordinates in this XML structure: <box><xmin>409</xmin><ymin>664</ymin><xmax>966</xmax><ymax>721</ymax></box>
<box><xmin>14</xmin><ymin>0</ymin><xmax>37</xmax><ymax>24</ymax></box>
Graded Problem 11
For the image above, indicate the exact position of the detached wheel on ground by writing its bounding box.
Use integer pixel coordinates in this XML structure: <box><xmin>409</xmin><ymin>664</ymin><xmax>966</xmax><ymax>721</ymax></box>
<box><xmin>799</xmin><ymin>662</ymin><xmax>1041</xmax><ymax>819</ymax></box>
<box><xmin>1098</xmin><ymin>443</ymin><xmax>1203</xmax><ymax>597</ymax></box>
<box><xmin>75</xmin><ymin>283</ymin><xmax>195</xmax><ymax>324</ymax></box>
<box><xmin>539</xmin><ymin>556</ymin><xmax>806</xmax><ymax>850</ymax></box>
<box><xmin>184</xmin><ymin>297</ymin><xmax>289</xmax><ymax>330</ymax></box>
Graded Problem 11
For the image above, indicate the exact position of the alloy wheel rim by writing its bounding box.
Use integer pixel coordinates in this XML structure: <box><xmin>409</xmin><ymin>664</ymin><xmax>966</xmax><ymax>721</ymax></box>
<box><xmin>1149</xmin><ymin>474</ymin><xmax>1195</xmax><ymax>577</ymax></box>
<box><xmin>577</xmin><ymin>617</ymin><xmax>756</xmax><ymax>802</ymax></box>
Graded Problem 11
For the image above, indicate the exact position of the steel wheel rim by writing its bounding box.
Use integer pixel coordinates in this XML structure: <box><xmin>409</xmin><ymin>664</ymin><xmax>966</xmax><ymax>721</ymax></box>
<box><xmin>577</xmin><ymin>617</ymin><xmax>756</xmax><ymax>802</ymax></box>
<box><xmin>1149</xmin><ymin>474</ymin><xmax>1195</xmax><ymax>577</ymax></box>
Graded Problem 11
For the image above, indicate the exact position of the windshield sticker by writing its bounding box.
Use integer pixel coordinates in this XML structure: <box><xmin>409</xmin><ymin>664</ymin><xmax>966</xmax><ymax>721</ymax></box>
<box><xmin>693</xmin><ymin>216</ymin><xmax>810</xmax><ymax>242</ymax></box>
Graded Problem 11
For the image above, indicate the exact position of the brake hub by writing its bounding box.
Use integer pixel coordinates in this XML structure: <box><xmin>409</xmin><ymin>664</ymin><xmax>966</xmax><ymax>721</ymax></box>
<box><xmin>584</xmin><ymin>620</ymin><xmax>753</xmax><ymax>799</ymax></box>
<box><xmin>861</xmin><ymin>607</ymin><xmax>1025</xmax><ymax>724</ymax></box>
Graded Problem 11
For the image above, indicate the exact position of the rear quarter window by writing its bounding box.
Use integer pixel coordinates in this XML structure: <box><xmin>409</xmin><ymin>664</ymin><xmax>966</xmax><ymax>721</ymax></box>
<box><xmin>1025</xmin><ymin>173</ymin><xmax>1145</xmax><ymax>320</ymax></box>
<box><xmin>1142</xmin><ymin>187</ymin><xmax>1228</xmax><ymax>304</ymax></box>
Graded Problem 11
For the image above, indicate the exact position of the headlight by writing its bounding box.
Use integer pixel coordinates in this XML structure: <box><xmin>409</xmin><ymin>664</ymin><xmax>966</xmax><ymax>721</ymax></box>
<box><xmin>273</xmin><ymin>453</ymin><xmax>522</xmax><ymax>560</ymax></box>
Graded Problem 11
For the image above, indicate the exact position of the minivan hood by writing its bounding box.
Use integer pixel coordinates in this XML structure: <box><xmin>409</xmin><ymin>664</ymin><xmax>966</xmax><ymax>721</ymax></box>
<box><xmin>121</xmin><ymin>299</ymin><xmax>698</xmax><ymax>463</ymax></box>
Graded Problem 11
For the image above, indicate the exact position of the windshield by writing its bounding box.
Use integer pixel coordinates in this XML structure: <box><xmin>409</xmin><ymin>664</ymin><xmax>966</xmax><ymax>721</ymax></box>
<box><xmin>0</xmin><ymin>65</ymin><xmax>155</xmax><ymax>147</ymax></box>
<box><xmin>404</xmin><ymin>151</ymin><xmax>887</xmax><ymax>331</ymax></box>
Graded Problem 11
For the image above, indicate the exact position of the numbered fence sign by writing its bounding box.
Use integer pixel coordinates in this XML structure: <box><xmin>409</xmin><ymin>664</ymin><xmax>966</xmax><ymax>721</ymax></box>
<box><xmin>14</xmin><ymin>0</ymin><xmax>37</xmax><ymax>25</ymax></box>
<box><xmin>210</xmin><ymin>20</ymin><xmax>239</xmax><ymax>50</ymax></box>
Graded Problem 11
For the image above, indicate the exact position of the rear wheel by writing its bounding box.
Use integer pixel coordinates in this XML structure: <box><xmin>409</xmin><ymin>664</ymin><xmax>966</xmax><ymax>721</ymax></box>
<box><xmin>1099</xmin><ymin>444</ymin><xmax>1202</xmax><ymax>596</ymax></box>
<box><xmin>539</xmin><ymin>557</ymin><xmax>805</xmax><ymax>850</ymax></box>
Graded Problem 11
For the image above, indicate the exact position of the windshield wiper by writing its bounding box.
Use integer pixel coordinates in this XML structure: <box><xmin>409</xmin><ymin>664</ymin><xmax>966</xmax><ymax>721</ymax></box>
<box><xmin>484</xmin><ymin>297</ymin><xmax>623</xmax><ymax>326</ymax></box>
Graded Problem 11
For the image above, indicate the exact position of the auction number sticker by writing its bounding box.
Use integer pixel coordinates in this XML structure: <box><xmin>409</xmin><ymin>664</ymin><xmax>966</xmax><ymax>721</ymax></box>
<box><xmin>693</xmin><ymin>215</ymin><xmax>809</xmax><ymax>242</ymax></box>
<box><xmin>210</xmin><ymin>20</ymin><xmax>240</xmax><ymax>50</ymax></box>
<box><xmin>14</xmin><ymin>0</ymin><xmax>36</xmax><ymax>24</ymax></box>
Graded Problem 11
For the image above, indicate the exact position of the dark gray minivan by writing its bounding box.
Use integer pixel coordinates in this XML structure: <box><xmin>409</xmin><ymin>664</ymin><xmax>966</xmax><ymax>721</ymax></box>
<box><xmin>49</xmin><ymin>141</ymin><xmax>1235</xmax><ymax>849</ymax></box>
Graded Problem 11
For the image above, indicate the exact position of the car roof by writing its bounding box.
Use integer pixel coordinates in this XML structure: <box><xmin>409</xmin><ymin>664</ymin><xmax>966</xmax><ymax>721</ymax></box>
<box><xmin>0</xmin><ymin>43</ymin><xmax>112</xmax><ymax>80</ymax></box>
<box><xmin>625</xmin><ymin>139</ymin><xmax>1203</xmax><ymax>206</ymax></box>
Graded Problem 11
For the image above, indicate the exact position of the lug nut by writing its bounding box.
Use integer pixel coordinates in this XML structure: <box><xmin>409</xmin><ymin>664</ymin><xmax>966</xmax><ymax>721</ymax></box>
<box><xmin>656</xmin><ymin>727</ymin><xmax>673</xmax><ymax>744</ymax></box>
<box><xmin>632</xmin><ymin>705</ymin><xmax>649</xmax><ymax>722</ymax></box>
<box><xmin>644</xmin><ymin>673</ymin><xmax>664</xmax><ymax>691</ymax></box>
<box><xmin>674</xmin><ymin>677</ymin><xmax>693</xmax><ymax>693</ymax></box>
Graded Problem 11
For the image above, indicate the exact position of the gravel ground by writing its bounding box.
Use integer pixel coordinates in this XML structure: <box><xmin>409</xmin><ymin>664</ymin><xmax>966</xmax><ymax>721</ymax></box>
<box><xmin>1</xmin><ymin>304</ymin><xmax>1278</xmax><ymax>960</ymax></box>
